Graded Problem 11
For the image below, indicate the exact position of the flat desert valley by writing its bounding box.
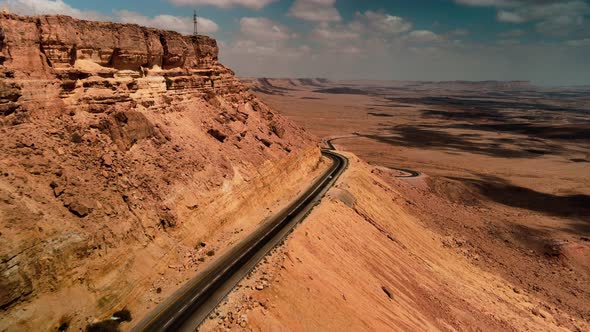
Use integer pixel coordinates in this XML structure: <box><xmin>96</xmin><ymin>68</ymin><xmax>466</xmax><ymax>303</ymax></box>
<box><xmin>241</xmin><ymin>78</ymin><xmax>590</xmax><ymax>330</ymax></box>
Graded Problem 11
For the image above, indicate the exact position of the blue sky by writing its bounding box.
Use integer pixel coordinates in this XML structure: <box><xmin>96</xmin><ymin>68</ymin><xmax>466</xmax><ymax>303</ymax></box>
<box><xmin>2</xmin><ymin>0</ymin><xmax>590</xmax><ymax>85</ymax></box>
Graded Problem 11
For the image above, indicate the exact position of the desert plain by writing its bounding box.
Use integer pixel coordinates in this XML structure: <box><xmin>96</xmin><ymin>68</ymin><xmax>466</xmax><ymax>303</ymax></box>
<box><xmin>202</xmin><ymin>78</ymin><xmax>590</xmax><ymax>331</ymax></box>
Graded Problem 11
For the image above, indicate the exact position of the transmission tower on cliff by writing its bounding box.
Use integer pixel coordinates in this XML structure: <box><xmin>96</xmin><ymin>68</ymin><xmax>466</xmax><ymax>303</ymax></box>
<box><xmin>193</xmin><ymin>10</ymin><xmax>198</xmax><ymax>35</ymax></box>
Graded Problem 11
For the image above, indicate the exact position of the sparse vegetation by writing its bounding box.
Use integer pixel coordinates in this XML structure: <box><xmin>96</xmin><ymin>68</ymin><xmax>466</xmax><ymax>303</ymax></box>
<box><xmin>112</xmin><ymin>309</ymin><xmax>132</xmax><ymax>322</ymax></box>
<box><xmin>85</xmin><ymin>309</ymin><xmax>131</xmax><ymax>332</ymax></box>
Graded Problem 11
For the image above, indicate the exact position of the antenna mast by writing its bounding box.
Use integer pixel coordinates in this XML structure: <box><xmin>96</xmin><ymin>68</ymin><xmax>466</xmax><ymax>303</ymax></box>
<box><xmin>193</xmin><ymin>10</ymin><xmax>198</xmax><ymax>35</ymax></box>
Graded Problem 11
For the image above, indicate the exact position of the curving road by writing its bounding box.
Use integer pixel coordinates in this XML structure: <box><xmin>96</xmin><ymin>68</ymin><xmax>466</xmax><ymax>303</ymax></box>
<box><xmin>133</xmin><ymin>149</ymin><xmax>348</xmax><ymax>332</ymax></box>
<box><xmin>325</xmin><ymin>135</ymin><xmax>420</xmax><ymax>178</ymax></box>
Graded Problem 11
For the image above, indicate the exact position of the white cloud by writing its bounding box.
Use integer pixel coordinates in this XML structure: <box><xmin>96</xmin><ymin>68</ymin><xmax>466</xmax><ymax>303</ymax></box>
<box><xmin>220</xmin><ymin>15</ymin><xmax>313</xmax><ymax>77</ymax></box>
<box><xmin>307</xmin><ymin>11</ymin><xmax>415</xmax><ymax>57</ymax></box>
<box><xmin>0</xmin><ymin>1</ymin><xmax>219</xmax><ymax>35</ymax></box>
<box><xmin>222</xmin><ymin>17</ymin><xmax>299</xmax><ymax>59</ymax></box>
<box><xmin>115</xmin><ymin>10</ymin><xmax>218</xmax><ymax>34</ymax></box>
<box><xmin>0</xmin><ymin>0</ymin><xmax>107</xmax><ymax>20</ymax></box>
<box><xmin>288</xmin><ymin>0</ymin><xmax>341</xmax><ymax>22</ymax></box>
<box><xmin>311</xmin><ymin>23</ymin><xmax>359</xmax><ymax>42</ymax></box>
<box><xmin>498</xmin><ymin>2</ymin><xmax>589</xmax><ymax>22</ymax></box>
<box><xmin>405</xmin><ymin>30</ymin><xmax>444</xmax><ymax>43</ymax></box>
<box><xmin>535</xmin><ymin>14</ymin><xmax>585</xmax><ymax>36</ymax></box>
<box><xmin>525</xmin><ymin>1</ymin><xmax>589</xmax><ymax>20</ymax></box>
<box><xmin>355</xmin><ymin>10</ymin><xmax>412</xmax><ymax>35</ymax></box>
<box><xmin>457</xmin><ymin>0</ymin><xmax>590</xmax><ymax>36</ymax></box>
<box><xmin>306</xmin><ymin>11</ymin><xmax>449</xmax><ymax>58</ymax></box>
<box><xmin>229</xmin><ymin>39</ymin><xmax>310</xmax><ymax>57</ymax></box>
<box><xmin>565</xmin><ymin>38</ymin><xmax>590</xmax><ymax>46</ymax></box>
<box><xmin>239</xmin><ymin>17</ymin><xmax>292</xmax><ymax>41</ymax></box>
<box><xmin>167</xmin><ymin>0</ymin><xmax>276</xmax><ymax>10</ymax></box>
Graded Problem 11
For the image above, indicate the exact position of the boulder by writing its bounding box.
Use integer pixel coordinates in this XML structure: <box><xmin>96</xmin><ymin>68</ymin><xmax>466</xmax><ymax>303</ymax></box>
<box><xmin>0</xmin><ymin>263</ymin><xmax>32</xmax><ymax>308</ymax></box>
<box><xmin>66</xmin><ymin>199</ymin><xmax>92</xmax><ymax>218</ymax></box>
<box><xmin>207</xmin><ymin>128</ymin><xmax>227</xmax><ymax>143</ymax></box>
<box><xmin>270</xmin><ymin>121</ymin><xmax>286</xmax><ymax>138</ymax></box>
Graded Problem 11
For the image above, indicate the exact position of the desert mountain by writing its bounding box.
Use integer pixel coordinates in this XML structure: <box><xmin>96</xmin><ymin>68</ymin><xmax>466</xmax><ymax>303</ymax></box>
<box><xmin>0</xmin><ymin>13</ymin><xmax>323</xmax><ymax>330</ymax></box>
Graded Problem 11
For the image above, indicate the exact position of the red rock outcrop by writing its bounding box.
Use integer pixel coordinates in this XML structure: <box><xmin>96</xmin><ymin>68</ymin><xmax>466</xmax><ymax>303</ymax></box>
<box><xmin>0</xmin><ymin>13</ymin><xmax>246</xmax><ymax>115</ymax></box>
<box><xmin>0</xmin><ymin>14</ymin><xmax>320</xmax><ymax>330</ymax></box>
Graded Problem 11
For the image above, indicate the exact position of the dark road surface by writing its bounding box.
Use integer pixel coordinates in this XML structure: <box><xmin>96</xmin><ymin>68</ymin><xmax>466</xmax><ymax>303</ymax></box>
<box><xmin>326</xmin><ymin>136</ymin><xmax>420</xmax><ymax>178</ymax></box>
<box><xmin>132</xmin><ymin>149</ymin><xmax>348</xmax><ymax>332</ymax></box>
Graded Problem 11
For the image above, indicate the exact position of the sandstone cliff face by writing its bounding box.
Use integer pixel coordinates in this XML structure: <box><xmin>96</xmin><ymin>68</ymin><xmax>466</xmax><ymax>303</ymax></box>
<box><xmin>0</xmin><ymin>14</ymin><xmax>319</xmax><ymax>330</ymax></box>
<box><xmin>0</xmin><ymin>13</ymin><xmax>242</xmax><ymax>115</ymax></box>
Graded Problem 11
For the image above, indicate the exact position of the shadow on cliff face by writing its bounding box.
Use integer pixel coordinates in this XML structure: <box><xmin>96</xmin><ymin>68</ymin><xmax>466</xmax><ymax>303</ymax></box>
<box><xmin>362</xmin><ymin>126</ymin><xmax>557</xmax><ymax>158</ymax></box>
<box><xmin>251</xmin><ymin>78</ymin><xmax>296</xmax><ymax>96</ymax></box>
<box><xmin>252</xmin><ymin>86</ymin><xmax>284</xmax><ymax>95</ymax></box>
<box><xmin>448</xmin><ymin>174</ymin><xmax>590</xmax><ymax>227</ymax></box>
<box><xmin>298</xmin><ymin>78</ymin><xmax>323</xmax><ymax>87</ymax></box>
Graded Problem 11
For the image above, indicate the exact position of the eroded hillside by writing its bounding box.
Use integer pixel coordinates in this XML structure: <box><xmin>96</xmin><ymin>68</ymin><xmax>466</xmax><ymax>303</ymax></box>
<box><xmin>238</xmin><ymin>78</ymin><xmax>590</xmax><ymax>332</ymax></box>
<box><xmin>0</xmin><ymin>14</ymin><xmax>323</xmax><ymax>330</ymax></box>
<box><xmin>201</xmin><ymin>154</ymin><xmax>590</xmax><ymax>332</ymax></box>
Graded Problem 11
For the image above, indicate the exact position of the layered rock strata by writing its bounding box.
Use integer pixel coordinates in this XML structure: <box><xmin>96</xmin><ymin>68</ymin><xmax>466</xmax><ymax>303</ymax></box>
<box><xmin>0</xmin><ymin>13</ymin><xmax>319</xmax><ymax>330</ymax></box>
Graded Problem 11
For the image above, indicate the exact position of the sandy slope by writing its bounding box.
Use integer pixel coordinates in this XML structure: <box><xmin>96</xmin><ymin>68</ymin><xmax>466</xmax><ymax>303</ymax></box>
<box><xmin>201</xmin><ymin>154</ymin><xmax>588</xmax><ymax>331</ymax></box>
<box><xmin>243</xmin><ymin>78</ymin><xmax>590</xmax><ymax>330</ymax></box>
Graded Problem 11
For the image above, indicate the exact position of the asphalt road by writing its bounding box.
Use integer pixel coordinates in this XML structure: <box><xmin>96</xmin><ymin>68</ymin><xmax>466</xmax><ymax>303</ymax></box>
<box><xmin>132</xmin><ymin>149</ymin><xmax>348</xmax><ymax>332</ymax></box>
<box><xmin>326</xmin><ymin>136</ymin><xmax>420</xmax><ymax>178</ymax></box>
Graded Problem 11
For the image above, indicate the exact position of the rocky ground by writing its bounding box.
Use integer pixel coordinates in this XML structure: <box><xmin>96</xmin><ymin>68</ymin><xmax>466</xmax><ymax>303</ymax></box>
<box><xmin>236</xmin><ymin>78</ymin><xmax>590</xmax><ymax>331</ymax></box>
<box><xmin>201</xmin><ymin>154</ymin><xmax>589</xmax><ymax>331</ymax></box>
<box><xmin>0</xmin><ymin>14</ymin><xmax>322</xmax><ymax>331</ymax></box>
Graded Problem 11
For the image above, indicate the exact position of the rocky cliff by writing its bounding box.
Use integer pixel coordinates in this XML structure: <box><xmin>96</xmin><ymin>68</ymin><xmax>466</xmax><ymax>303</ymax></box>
<box><xmin>0</xmin><ymin>13</ymin><xmax>320</xmax><ymax>330</ymax></box>
<box><xmin>0</xmin><ymin>13</ymin><xmax>246</xmax><ymax>115</ymax></box>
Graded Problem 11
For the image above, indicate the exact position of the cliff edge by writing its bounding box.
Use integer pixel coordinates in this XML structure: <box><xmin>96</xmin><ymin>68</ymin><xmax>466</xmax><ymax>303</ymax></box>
<box><xmin>0</xmin><ymin>13</ymin><xmax>321</xmax><ymax>330</ymax></box>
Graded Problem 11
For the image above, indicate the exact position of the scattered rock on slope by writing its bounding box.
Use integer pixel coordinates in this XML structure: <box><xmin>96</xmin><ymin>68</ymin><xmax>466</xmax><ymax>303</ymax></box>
<box><xmin>0</xmin><ymin>12</ymin><xmax>317</xmax><ymax>330</ymax></box>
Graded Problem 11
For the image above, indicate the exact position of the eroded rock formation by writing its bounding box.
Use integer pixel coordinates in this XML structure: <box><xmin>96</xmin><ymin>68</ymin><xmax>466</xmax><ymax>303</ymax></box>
<box><xmin>0</xmin><ymin>13</ymin><xmax>246</xmax><ymax>115</ymax></box>
<box><xmin>0</xmin><ymin>14</ymin><xmax>319</xmax><ymax>330</ymax></box>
